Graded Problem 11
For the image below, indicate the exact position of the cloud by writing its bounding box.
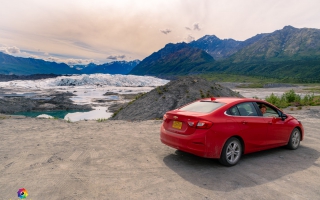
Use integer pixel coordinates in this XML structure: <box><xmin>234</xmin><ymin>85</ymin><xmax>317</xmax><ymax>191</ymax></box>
<box><xmin>160</xmin><ymin>29</ymin><xmax>172</xmax><ymax>34</ymax></box>
<box><xmin>28</xmin><ymin>55</ymin><xmax>39</xmax><ymax>59</ymax></box>
<box><xmin>66</xmin><ymin>58</ymin><xmax>95</xmax><ymax>66</ymax></box>
<box><xmin>185</xmin><ymin>27</ymin><xmax>192</xmax><ymax>31</ymax></box>
<box><xmin>193</xmin><ymin>23</ymin><xmax>201</xmax><ymax>31</ymax></box>
<box><xmin>0</xmin><ymin>46</ymin><xmax>21</xmax><ymax>54</ymax></box>
<box><xmin>107</xmin><ymin>55</ymin><xmax>126</xmax><ymax>60</ymax></box>
<box><xmin>46</xmin><ymin>56</ymin><xmax>94</xmax><ymax>65</ymax></box>
<box><xmin>186</xmin><ymin>35</ymin><xmax>195</xmax><ymax>42</ymax></box>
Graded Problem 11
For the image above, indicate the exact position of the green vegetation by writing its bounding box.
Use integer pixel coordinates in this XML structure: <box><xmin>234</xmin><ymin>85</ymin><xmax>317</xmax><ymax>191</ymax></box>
<box><xmin>111</xmin><ymin>107</ymin><xmax>123</xmax><ymax>118</ymax></box>
<box><xmin>199</xmin><ymin>73</ymin><xmax>280</xmax><ymax>84</ymax></box>
<box><xmin>265</xmin><ymin>89</ymin><xmax>320</xmax><ymax>108</ymax></box>
<box><xmin>97</xmin><ymin>118</ymin><xmax>108</xmax><ymax>122</ymax></box>
<box><xmin>156</xmin><ymin>86</ymin><xmax>163</xmax><ymax>95</ymax></box>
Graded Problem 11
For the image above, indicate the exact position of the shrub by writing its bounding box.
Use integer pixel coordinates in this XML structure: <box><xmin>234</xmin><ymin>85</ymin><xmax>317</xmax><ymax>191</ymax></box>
<box><xmin>265</xmin><ymin>90</ymin><xmax>320</xmax><ymax>108</ymax></box>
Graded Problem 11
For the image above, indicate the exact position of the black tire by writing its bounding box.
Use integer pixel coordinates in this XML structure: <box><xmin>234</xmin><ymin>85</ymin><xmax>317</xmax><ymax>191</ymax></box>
<box><xmin>287</xmin><ymin>128</ymin><xmax>301</xmax><ymax>150</ymax></box>
<box><xmin>219</xmin><ymin>137</ymin><xmax>242</xmax><ymax>166</ymax></box>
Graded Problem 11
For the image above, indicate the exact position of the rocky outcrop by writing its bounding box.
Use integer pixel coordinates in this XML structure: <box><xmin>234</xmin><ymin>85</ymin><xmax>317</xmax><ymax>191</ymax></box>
<box><xmin>0</xmin><ymin>92</ymin><xmax>92</xmax><ymax>114</ymax></box>
<box><xmin>111</xmin><ymin>76</ymin><xmax>242</xmax><ymax>121</ymax></box>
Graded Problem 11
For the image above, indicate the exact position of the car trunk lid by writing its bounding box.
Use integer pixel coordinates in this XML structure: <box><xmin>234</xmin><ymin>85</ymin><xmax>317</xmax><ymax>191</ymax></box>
<box><xmin>163</xmin><ymin>111</ymin><xmax>212</xmax><ymax>135</ymax></box>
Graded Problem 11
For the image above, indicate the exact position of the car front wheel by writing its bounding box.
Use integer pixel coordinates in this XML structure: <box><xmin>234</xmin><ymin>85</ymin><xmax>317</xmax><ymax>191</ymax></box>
<box><xmin>219</xmin><ymin>137</ymin><xmax>242</xmax><ymax>166</ymax></box>
<box><xmin>287</xmin><ymin>128</ymin><xmax>301</xmax><ymax>150</ymax></box>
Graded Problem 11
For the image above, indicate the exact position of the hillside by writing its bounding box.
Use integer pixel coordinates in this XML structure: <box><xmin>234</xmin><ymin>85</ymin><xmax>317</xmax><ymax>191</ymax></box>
<box><xmin>230</xmin><ymin>26</ymin><xmax>320</xmax><ymax>62</ymax></box>
<box><xmin>130</xmin><ymin>26</ymin><xmax>320</xmax><ymax>82</ymax></box>
<box><xmin>0</xmin><ymin>52</ymin><xmax>80</xmax><ymax>75</ymax></box>
<box><xmin>129</xmin><ymin>42</ymin><xmax>214</xmax><ymax>76</ymax></box>
<box><xmin>111</xmin><ymin>76</ymin><xmax>242</xmax><ymax>120</ymax></box>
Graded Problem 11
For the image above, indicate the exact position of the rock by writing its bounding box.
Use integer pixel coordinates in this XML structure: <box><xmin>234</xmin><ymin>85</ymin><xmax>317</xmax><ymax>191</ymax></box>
<box><xmin>103</xmin><ymin>92</ymin><xmax>119</xmax><ymax>96</ymax></box>
<box><xmin>111</xmin><ymin>76</ymin><xmax>243</xmax><ymax>121</ymax></box>
<box><xmin>37</xmin><ymin>114</ymin><xmax>54</xmax><ymax>119</ymax></box>
<box><xmin>0</xmin><ymin>92</ymin><xmax>92</xmax><ymax>114</ymax></box>
<box><xmin>120</xmin><ymin>93</ymin><xmax>144</xmax><ymax>100</ymax></box>
<box><xmin>37</xmin><ymin>103</ymin><xmax>57</xmax><ymax>110</ymax></box>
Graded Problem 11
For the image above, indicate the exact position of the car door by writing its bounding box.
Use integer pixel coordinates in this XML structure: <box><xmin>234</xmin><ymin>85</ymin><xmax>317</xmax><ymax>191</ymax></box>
<box><xmin>230</xmin><ymin>102</ymin><xmax>269</xmax><ymax>153</ymax></box>
<box><xmin>259</xmin><ymin>105</ymin><xmax>292</xmax><ymax>146</ymax></box>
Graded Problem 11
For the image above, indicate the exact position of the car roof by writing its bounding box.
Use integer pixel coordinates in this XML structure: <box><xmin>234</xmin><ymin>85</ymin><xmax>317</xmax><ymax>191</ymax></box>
<box><xmin>200</xmin><ymin>97</ymin><xmax>255</xmax><ymax>104</ymax></box>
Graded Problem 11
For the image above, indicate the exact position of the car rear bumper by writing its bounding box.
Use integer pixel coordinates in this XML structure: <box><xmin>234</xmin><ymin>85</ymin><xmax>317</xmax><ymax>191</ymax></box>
<box><xmin>160</xmin><ymin>125</ymin><xmax>217</xmax><ymax>158</ymax></box>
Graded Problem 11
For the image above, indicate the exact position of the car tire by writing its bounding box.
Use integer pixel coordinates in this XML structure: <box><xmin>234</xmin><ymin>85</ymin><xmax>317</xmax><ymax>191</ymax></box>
<box><xmin>219</xmin><ymin>137</ymin><xmax>242</xmax><ymax>167</ymax></box>
<box><xmin>287</xmin><ymin>128</ymin><xmax>301</xmax><ymax>150</ymax></box>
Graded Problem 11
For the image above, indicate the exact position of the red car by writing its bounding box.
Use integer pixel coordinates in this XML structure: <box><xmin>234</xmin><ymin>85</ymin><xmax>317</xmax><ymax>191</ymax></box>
<box><xmin>160</xmin><ymin>97</ymin><xmax>304</xmax><ymax>166</ymax></box>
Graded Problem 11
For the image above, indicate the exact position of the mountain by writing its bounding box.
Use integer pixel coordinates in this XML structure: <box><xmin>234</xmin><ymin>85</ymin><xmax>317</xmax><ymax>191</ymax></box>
<box><xmin>189</xmin><ymin>34</ymin><xmax>266</xmax><ymax>60</ymax></box>
<box><xmin>229</xmin><ymin>26</ymin><xmax>320</xmax><ymax>62</ymax></box>
<box><xmin>189</xmin><ymin>35</ymin><xmax>241</xmax><ymax>60</ymax></box>
<box><xmin>0</xmin><ymin>52</ymin><xmax>80</xmax><ymax>75</ymax></box>
<box><xmin>129</xmin><ymin>42</ymin><xmax>214</xmax><ymax>76</ymax></box>
<box><xmin>131</xmin><ymin>26</ymin><xmax>320</xmax><ymax>82</ymax></box>
<box><xmin>201</xmin><ymin>26</ymin><xmax>320</xmax><ymax>81</ymax></box>
<box><xmin>0</xmin><ymin>52</ymin><xmax>140</xmax><ymax>75</ymax></box>
<box><xmin>78</xmin><ymin>60</ymin><xmax>140</xmax><ymax>74</ymax></box>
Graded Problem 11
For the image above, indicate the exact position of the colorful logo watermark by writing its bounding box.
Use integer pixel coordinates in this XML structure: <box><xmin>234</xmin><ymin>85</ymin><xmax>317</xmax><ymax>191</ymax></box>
<box><xmin>17</xmin><ymin>188</ymin><xmax>28</xmax><ymax>199</ymax></box>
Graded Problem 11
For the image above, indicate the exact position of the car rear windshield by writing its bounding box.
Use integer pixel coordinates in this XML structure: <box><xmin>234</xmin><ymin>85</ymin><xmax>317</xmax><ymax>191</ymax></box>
<box><xmin>179</xmin><ymin>101</ymin><xmax>225</xmax><ymax>113</ymax></box>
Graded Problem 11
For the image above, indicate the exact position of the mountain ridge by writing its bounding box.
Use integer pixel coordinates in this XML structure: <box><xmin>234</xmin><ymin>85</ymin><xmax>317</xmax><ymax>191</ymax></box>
<box><xmin>130</xmin><ymin>26</ymin><xmax>320</xmax><ymax>82</ymax></box>
<box><xmin>0</xmin><ymin>52</ymin><xmax>140</xmax><ymax>75</ymax></box>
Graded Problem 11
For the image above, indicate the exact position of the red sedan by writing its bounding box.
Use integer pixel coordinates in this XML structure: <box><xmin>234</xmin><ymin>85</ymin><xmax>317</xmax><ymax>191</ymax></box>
<box><xmin>160</xmin><ymin>97</ymin><xmax>304</xmax><ymax>166</ymax></box>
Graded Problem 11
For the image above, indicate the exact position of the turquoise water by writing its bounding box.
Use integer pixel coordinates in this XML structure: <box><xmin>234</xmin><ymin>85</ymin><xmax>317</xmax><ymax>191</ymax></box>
<box><xmin>13</xmin><ymin>110</ymin><xmax>87</xmax><ymax>119</ymax></box>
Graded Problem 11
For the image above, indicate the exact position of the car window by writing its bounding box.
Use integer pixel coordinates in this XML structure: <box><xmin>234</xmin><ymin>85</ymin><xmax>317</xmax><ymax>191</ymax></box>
<box><xmin>257</xmin><ymin>102</ymin><xmax>280</xmax><ymax>117</ymax></box>
<box><xmin>227</xmin><ymin>106</ymin><xmax>240</xmax><ymax>116</ymax></box>
<box><xmin>236</xmin><ymin>102</ymin><xmax>258</xmax><ymax>116</ymax></box>
<box><xmin>179</xmin><ymin>101</ymin><xmax>225</xmax><ymax>113</ymax></box>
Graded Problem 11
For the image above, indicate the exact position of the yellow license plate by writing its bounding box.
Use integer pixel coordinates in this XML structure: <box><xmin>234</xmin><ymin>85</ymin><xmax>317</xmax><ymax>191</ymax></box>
<box><xmin>172</xmin><ymin>121</ymin><xmax>182</xmax><ymax>129</ymax></box>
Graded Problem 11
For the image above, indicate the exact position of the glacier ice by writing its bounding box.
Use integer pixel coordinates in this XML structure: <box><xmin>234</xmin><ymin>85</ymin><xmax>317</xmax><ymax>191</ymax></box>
<box><xmin>0</xmin><ymin>74</ymin><xmax>170</xmax><ymax>88</ymax></box>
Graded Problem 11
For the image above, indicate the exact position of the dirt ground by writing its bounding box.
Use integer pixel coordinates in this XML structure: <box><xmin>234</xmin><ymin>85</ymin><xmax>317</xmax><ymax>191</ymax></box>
<box><xmin>0</xmin><ymin>106</ymin><xmax>320</xmax><ymax>200</ymax></box>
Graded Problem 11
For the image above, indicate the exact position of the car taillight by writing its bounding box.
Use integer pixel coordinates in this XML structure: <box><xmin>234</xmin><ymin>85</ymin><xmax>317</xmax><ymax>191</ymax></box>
<box><xmin>187</xmin><ymin>120</ymin><xmax>213</xmax><ymax>129</ymax></box>
<box><xmin>187</xmin><ymin>121</ymin><xmax>195</xmax><ymax>127</ymax></box>
<box><xmin>196</xmin><ymin>120</ymin><xmax>213</xmax><ymax>129</ymax></box>
<box><xmin>163</xmin><ymin>114</ymin><xmax>168</xmax><ymax>121</ymax></box>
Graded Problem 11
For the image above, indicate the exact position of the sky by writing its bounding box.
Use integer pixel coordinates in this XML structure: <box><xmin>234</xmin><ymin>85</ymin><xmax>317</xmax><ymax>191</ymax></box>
<box><xmin>1</xmin><ymin>0</ymin><xmax>320</xmax><ymax>65</ymax></box>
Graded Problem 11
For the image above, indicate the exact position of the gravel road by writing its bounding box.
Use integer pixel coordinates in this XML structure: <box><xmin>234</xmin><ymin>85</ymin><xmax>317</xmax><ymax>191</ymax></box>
<box><xmin>0</xmin><ymin>106</ymin><xmax>319</xmax><ymax>199</ymax></box>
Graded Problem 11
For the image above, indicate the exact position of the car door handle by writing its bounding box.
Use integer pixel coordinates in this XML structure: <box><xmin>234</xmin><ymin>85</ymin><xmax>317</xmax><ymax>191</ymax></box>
<box><xmin>241</xmin><ymin>121</ymin><xmax>247</xmax><ymax>124</ymax></box>
<box><xmin>268</xmin><ymin>121</ymin><xmax>272</xmax><ymax>124</ymax></box>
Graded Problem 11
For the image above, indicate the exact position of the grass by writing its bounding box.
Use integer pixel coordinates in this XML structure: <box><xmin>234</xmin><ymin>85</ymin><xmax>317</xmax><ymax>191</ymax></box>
<box><xmin>265</xmin><ymin>89</ymin><xmax>320</xmax><ymax>108</ymax></box>
<box><xmin>197</xmin><ymin>73</ymin><xmax>320</xmax><ymax>88</ymax></box>
<box><xmin>199</xmin><ymin>73</ymin><xmax>281</xmax><ymax>85</ymax></box>
<box><xmin>302</xmin><ymin>86</ymin><xmax>320</xmax><ymax>93</ymax></box>
<box><xmin>236</xmin><ymin>83</ymin><xmax>265</xmax><ymax>88</ymax></box>
<box><xmin>97</xmin><ymin>118</ymin><xmax>108</xmax><ymax>122</ymax></box>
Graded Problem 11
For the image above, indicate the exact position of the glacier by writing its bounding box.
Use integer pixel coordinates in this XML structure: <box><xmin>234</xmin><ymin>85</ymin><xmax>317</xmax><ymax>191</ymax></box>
<box><xmin>0</xmin><ymin>74</ymin><xmax>170</xmax><ymax>121</ymax></box>
<box><xmin>0</xmin><ymin>74</ymin><xmax>169</xmax><ymax>89</ymax></box>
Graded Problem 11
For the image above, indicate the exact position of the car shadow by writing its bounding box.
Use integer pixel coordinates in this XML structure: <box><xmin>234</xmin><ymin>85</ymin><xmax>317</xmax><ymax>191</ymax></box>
<box><xmin>162</xmin><ymin>145</ymin><xmax>320</xmax><ymax>191</ymax></box>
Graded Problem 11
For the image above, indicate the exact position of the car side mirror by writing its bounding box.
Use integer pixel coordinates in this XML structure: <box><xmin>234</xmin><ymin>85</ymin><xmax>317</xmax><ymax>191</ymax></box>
<box><xmin>281</xmin><ymin>113</ymin><xmax>287</xmax><ymax>121</ymax></box>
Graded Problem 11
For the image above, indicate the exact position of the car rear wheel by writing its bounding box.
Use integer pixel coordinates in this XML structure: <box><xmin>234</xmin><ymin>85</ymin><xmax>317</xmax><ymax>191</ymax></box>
<box><xmin>287</xmin><ymin>128</ymin><xmax>301</xmax><ymax>150</ymax></box>
<box><xmin>219</xmin><ymin>137</ymin><xmax>242</xmax><ymax>166</ymax></box>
